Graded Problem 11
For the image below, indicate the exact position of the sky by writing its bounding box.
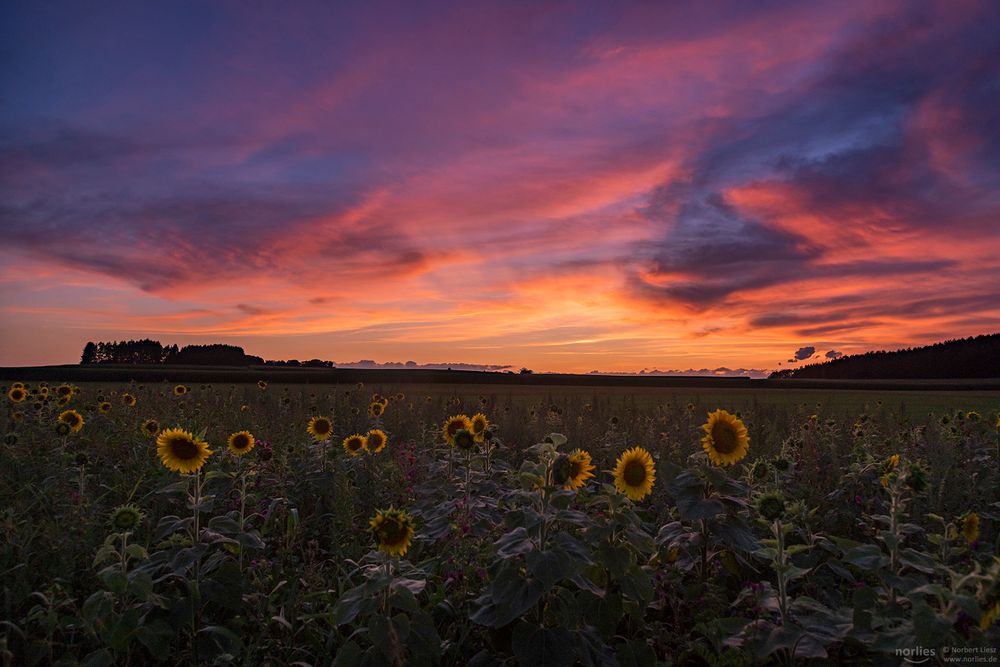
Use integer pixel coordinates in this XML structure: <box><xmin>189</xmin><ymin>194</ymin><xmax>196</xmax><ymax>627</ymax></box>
<box><xmin>1</xmin><ymin>0</ymin><xmax>999</xmax><ymax>373</ymax></box>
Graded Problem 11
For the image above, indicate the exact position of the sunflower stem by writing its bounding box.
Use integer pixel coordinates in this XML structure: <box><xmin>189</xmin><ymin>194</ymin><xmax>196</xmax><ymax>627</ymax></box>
<box><xmin>238</xmin><ymin>458</ymin><xmax>246</xmax><ymax>573</ymax></box>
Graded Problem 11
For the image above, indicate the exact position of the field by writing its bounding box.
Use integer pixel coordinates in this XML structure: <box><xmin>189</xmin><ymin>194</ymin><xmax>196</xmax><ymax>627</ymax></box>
<box><xmin>2</xmin><ymin>378</ymin><xmax>999</xmax><ymax>665</ymax></box>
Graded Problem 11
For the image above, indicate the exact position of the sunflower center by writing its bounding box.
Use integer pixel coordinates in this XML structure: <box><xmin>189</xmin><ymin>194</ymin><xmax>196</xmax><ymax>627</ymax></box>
<box><xmin>380</xmin><ymin>518</ymin><xmax>407</xmax><ymax>546</ymax></box>
<box><xmin>711</xmin><ymin>423</ymin><xmax>739</xmax><ymax>454</ymax></box>
<box><xmin>169</xmin><ymin>438</ymin><xmax>200</xmax><ymax>461</ymax></box>
<box><xmin>233</xmin><ymin>435</ymin><xmax>250</xmax><ymax>450</ymax></box>
<box><xmin>623</xmin><ymin>460</ymin><xmax>647</xmax><ymax>487</ymax></box>
<box><xmin>64</xmin><ymin>413</ymin><xmax>81</xmax><ymax>426</ymax></box>
<box><xmin>313</xmin><ymin>420</ymin><xmax>330</xmax><ymax>435</ymax></box>
<box><xmin>348</xmin><ymin>438</ymin><xmax>362</xmax><ymax>451</ymax></box>
<box><xmin>569</xmin><ymin>461</ymin><xmax>582</xmax><ymax>478</ymax></box>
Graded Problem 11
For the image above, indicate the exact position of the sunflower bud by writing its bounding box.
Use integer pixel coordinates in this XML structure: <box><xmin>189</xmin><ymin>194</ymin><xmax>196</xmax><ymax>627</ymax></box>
<box><xmin>453</xmin><ymin>429</ymin><xmax>475</xmax><ymax>451</ymax></box>
<box><xmin>3</xmin><ymin>433</ymin><xmax>16</xmax><ymax>446</ymax></box>
<box><xmin>905</xmin><ymin>461</ymin><xmax>927</xmax><ymax>493</ymax></box>
<box><xmin>757</xmin><ymin>492</ymin><xmax>786</xmax><ymax>522</ymax></box>
<box><xmin>109</xmin><ymin>504</ymin><xmax>143</xmax><ymax>532</ymax></box>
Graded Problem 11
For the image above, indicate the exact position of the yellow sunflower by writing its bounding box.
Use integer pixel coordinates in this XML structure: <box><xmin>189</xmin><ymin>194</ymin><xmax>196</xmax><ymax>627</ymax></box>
<box><xmin>38</xmin><ymin>386</ymin><xmax>49</xmax><ymax>397</ymax></box>
<box><xmin>121</xmin><ymin>392</ymin><xmax>137</xmax><ymax>407</ymax></box>
<box><xmin>343</xmin><ymin>434</ymin><xmax>367</xmax><ymax>457</ymax></box>
<box><xmin>227</xmin><ymin>431</ymin><xmax>256</xmax><ymax>457</ymax></box>
<box><xmin>141</xmin><ymin>419</ymin><xmax>160</xmax><ymax>437</ymax></box>
<box><xmin>962</xmin><ymin>512</ymin><xmax>980</xmax><ymax>544</ymax></box>
<box><xmin>443</xmin><ymin>414</ymin><xmax>473</xmax><ymax>446</ymax></box>
<box><xmin>156</xmin><ymin>427</ymin><xmax>212</xmax><ymax>474</ymax></box>
<box><xmin>307</xmin><ymin>416</ymin><xmax>333</xmax><ymax>441</ymax></box>
<box><xmin>58</xmin><ymin>409</ymin><xmax>85</xmax><ymax>433</ymax></box>
<box><xmin>701</xmin><ymin>409</ymin><xmax>749</xmax><ymax>466</ymax></box>
<box><xmin>7</xmin><ymin>387</ymin><xmax>27</xmax><ymax>403</ymax></box>
<box><xmin>173</xmin><ymin>385</ymin><xmax>188</xmax><ymax>396</ymax></box>
<box><xmin>470</xmin><ymin>413</ymin><xmax>490</xmax><ymax>443</ymax></box>
<box><xmin>370</xmin><ymin>508</ymin><xmax>415</xmax><ymax>558</ymax></box>
<box><xmin>366</xmin><ymin>429</ymin><xmax>387</xmax><ymax>453</ymax></box>
<box><xmin>55</xmin><ymin>384</ymin><xmax>74</xmax><ymax>399</ymax></box>
<box><xmin>565</xmin><ymin>449</ymin><xmax>596</xmax><ymax>490</ymax></box>
<box><xmin>98</xmin><ymin>401</ymin><xmax>112</xmax><ymax>414</ymax></box>
<box><xmin>11</xmin><ymin>382</ymin><xmax>25</xmax><ymax>390</ymax></box>
<box><xmin>982</xmin><ymin>601</ymin><xmax>1000</xmax><ymax>630</ymax></box>
<box><xmin>257</xmin><ymin>380</ymin><xmax>268</xmax><ymax>390</ymax></box>
<box><xmin>368</xmin><ymin>401</ymin><xmax>384</xmax><ymax>417</ymax></box>
<box><xmin>613</xmin><ymin>447</ymin><xmax>656</xmax><ymax>501</ymax></box>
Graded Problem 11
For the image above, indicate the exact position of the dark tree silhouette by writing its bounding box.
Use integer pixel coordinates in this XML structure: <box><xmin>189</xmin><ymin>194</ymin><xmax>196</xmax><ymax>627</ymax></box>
<box><xmin>80</xmin><ymin>342</ymin><xmax>97</xmax><ymax>365</ymax></box>
<box><xmin>768</xmin><ymin>333</ymin><xmax>1000</xmax><ymax>379</ymax></box>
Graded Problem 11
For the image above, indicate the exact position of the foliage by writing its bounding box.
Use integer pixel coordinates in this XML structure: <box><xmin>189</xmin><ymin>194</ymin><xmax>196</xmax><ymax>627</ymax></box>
<box><xmin>0</xmin><ymin>379</ymin><xmax>998</xmax><ymax>664</ymax></box>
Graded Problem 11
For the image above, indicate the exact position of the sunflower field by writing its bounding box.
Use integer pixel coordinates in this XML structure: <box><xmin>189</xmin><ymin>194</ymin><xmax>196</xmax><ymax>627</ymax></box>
<box><xmin>1</xmin><ymin>380</ymin><xmax>999</xmax><ymax>665</ymax></box>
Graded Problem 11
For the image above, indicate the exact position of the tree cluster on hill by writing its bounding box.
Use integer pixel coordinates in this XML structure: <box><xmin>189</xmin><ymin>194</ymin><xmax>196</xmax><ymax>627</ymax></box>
<box><xmin>80</xmin><ymin>340</ymin><xmax>264</xmax><ymax>366</ymax></box>
<box><xmin>768</xmin><ymin>333</ymin><xmax>1000</xmax><ymax>379</ymax></box>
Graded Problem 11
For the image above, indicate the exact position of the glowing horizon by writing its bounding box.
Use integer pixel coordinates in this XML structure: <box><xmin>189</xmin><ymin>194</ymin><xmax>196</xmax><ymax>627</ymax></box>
<box><xmin>2</xmin><ymin>1</ymin><xmax>999</xmax><ymax>373</ymax></box>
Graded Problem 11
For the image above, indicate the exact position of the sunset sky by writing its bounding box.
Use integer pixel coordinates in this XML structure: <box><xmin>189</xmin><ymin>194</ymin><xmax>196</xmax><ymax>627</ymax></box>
<box><xmin>2</xmin><ymin>0</ymin><xmax>999</xmax><ymax>373</ymax></box>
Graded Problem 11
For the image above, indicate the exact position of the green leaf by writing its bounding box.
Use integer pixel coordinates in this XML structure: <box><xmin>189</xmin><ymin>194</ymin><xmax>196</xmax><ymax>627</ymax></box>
<box><xmin>511</xmin><ymin>622</ymin><xmax>575</xmax><ymax>667</ymax></box>
<box><xmin>615</xmin><ymin>638</ymin><xmax>656</xmax><ymax>667</ymax></box>
<box><xmin>527</xmin><ymin>549</ymin><xmax>575</xmax><ymax>588</ymax></box>
<box><xmin>496</xmin><ymin>527</ymin><xmax>535</xmax><ymax>558</ymax></box>
<box><xmin>199</xmin><ymin>624</ymin><xmax>244</xmax><ymax>656</ymax></box>
<box><xmin>332</xmin><ymin>640</ymin><xmax>363</xmax><ymax>667</ymax></box>
<box><xmin>898</xmin><ymin>548</ymin><xmax>936</xmax><ymax>574</ymax></box>
<box><xmin>597</xmin><ymin>543</ymin><xmax>631</xmax><ymax>579</ymax></box>
<box><xmin>619</xmin><ymin>564</ymin><xmax>653</xmax><ymax>605</ymax></box>
<box><xmin>676</xmin><ymin>496</ymin><xmax>725</xmax><ymax>522</ymax></box>
<box><xmin>842</xmin><ymin>544</ymin><xmax>885</xmax><ymax>570</ymax></box>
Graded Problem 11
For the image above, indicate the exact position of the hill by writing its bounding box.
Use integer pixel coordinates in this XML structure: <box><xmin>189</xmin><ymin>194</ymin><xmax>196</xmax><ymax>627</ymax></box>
<box><xmin>768</xmin><ymin>333</ymin><xmax>1000</xmax><ymax>379</ymax></box>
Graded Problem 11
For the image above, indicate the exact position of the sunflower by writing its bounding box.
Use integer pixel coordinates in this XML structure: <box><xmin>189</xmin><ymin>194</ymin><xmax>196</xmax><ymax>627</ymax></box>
<box><xmin>565</xmin><ymin>449</ymin><xmax>595</xmax><ymax>490</ymax></box>
<box><xmin>58</xmin><ymin>409</ymin><xmax>84</xmax><ymax>433</ymax></box>
<box><xmin>156</xmin><ymin>427</ymin><xmax>212</xmax><ymax>474</ymax></box>
<box><xmin>370</xmin><ymin>508</ymin><xmax>415</xmax><ymax>558</ymax></box>
<box><xmin>962</xmin><ymin>512</ymin><xmax>980</xmax><ymax>544</ymax></box>
<box><xmin>368</xmin><ymin>401</ymin><xmax>384</xmax><ymax>417</ymax></box>
<box><xmin>173</xmin><ymin>385</ymin><xmax>188</xmax><ymax>396</ymax></box>
<box><xmin>366</xmin><ymin>429</ymin><xmax>387</xmax><ymax>453</ymax></box>
<box><xmin>38</xmin><ymin>386</ymin><xmax>49</xmax><ymax>397</ymax></box>
<box><xmin>227</xmin><ymin>431</ymin><xmax>256</xmax><ymax>457</ymax></box>
<box><xmin>257</xmin><ymin>380</ymin><xmax>268</xmax><ymax>390</ymax></box>
<box><xmin>700</xmin><ymin>409</ymin><xmax>749</xmax><ymax>466</ymax></box>
<box><xmin>613</xmin><ymin>447</ymin><xmax>656</xmax><ymax>501</ymax></box>
<box><xmin>470</xmin><ymin>413</ymin><xmax>490</xmax><ymax>443</ymax></box>
<box><xmin>98</xmin><ymin>401</ymin><xmax>112</xmax><ymax>414</ymax></box>
<box><xmin>7</xmin><ymin>387</ymin><xmax>27</xmax><ymax>403</ymax></box>
<box><xmin>443</xmin><ymin>415</ymin><xmax>473</xmax><ymax>446</ymax></box>
<box><xmin>343</xmin><ymin>434</ymin><xmax>367</xmax><ymax>457</ymax></box>
<box><xmin>11</xmin><ymin>382</ymin><xmax>24</xmax><ymax>390</ymax></box>
<box><xmin>982</xmin><ymin>601</ymin><xmax>1000</xmax><ymax>630</ymax></box>
<box><xmin>453</xmin><ymin>429</ymin><xmax>475</xmax><ymax>451</ymax></box>
<box><xmin>307</xmin><ymin>416</ymin><xmax>333</xmax><ymax>441</ymax></box>
<box><xmin>55</xmin><ymin>384</ymin><xmax>74</xmax><ymax>399</ymax></box>
<box><xmin>141</xmin><ymin>419</ymin><xmax>160</xmax><ymax>437</ymax></box>
<box><xmin>109</xmin><ymin>504</ymin><xmax>144</xmax><ymax>532</ymax></box>
<box><xmin>57</xmin><ymin>397</ymin><xmax>69</xmax><ymax>406</ymax></box>
<box><xmin>121</xmin><ymin>392</ymin><xmax>136</xmax><ymax>407</ymax></box>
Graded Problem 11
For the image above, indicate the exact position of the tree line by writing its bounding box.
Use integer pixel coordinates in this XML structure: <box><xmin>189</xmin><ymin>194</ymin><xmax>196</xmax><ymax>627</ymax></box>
<box><xmin>768</xmin><ymin>333</ymin><xmax>1000</xmax><ymax>379</ymax></box>
<box><xmin>79</xmin><ymin>340</ymin><xmax>274</xmax><ymax>366</ymax></box>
